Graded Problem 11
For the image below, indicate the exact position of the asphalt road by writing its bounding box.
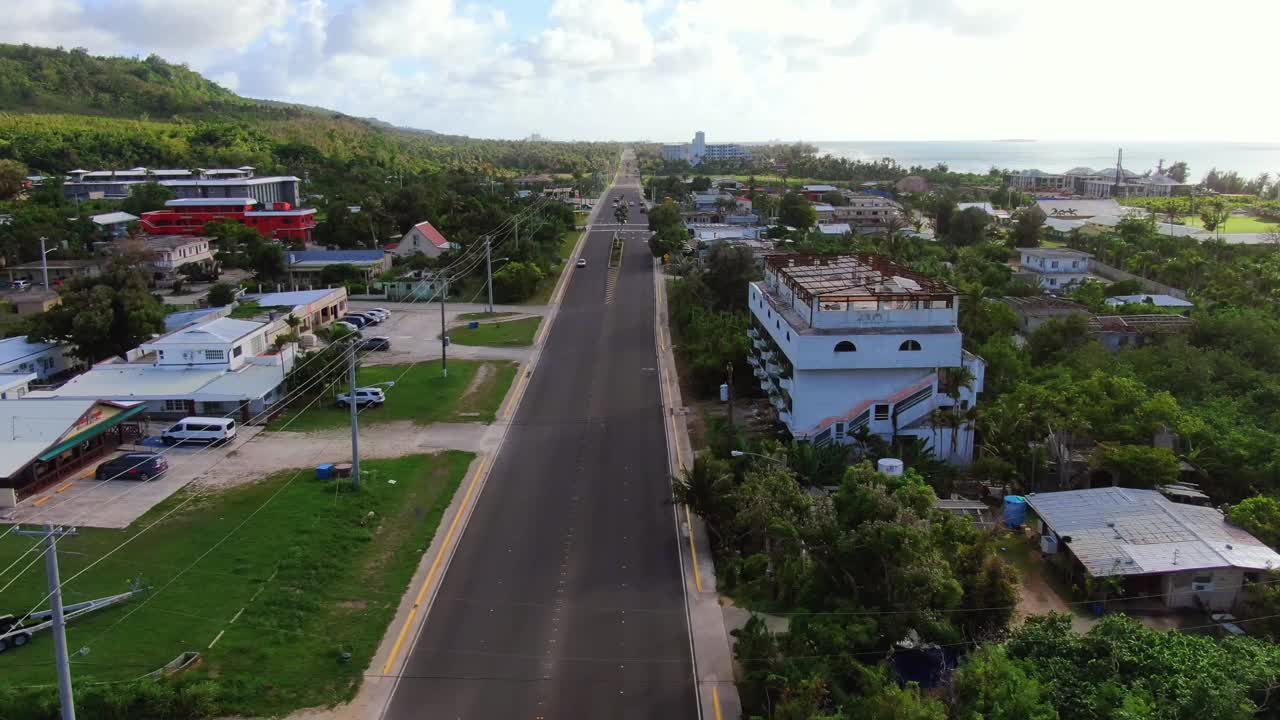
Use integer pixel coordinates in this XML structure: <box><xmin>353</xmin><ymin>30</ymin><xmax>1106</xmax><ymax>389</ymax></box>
<box><xmin>384</xmin><ymin>171</ymin><xmax>699</xmax><ymax>718</ymax></box>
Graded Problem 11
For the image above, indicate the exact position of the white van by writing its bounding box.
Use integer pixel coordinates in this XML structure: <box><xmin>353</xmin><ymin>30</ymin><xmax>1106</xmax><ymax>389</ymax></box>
<box><xmin>162</xmin><ymin>417</ymin><xmax>237</xmax><ymax>445</ymax></box>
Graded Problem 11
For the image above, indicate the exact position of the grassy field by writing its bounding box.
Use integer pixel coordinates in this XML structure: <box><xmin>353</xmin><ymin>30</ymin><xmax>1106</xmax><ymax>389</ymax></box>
<box><xmin>457</xmin><ymin>311</ymin><xmax>518</xmax><ymax>321</ymax></box>
<box><xmin>448</xmin><ymin>316</ymin><xmax>541</xmax><ymax>347</ymax></box>
<box><xmin>0</xmin><ymin>452</ymin><xmax>473</xmax><ymax>717</ymax></box>
<box><xmin>1181</xmin><ymin>215</ymin><xmax>1278</xmax><ymax>234</ymax></box>
<box><xmin>267</xmin><ymin>360</ymin><xmax>516</xmax><ymax>431</ymax></box>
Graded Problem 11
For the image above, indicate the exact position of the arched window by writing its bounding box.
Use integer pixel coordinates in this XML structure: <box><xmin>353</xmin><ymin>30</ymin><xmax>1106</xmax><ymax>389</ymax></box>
<box><xmin>899</xmin><ymin>340</ymin><xmax>922</xmax><ymax>351</ymax></box>
<box><xmin>834</xmin><ymin>341</ymin><xmax>857</xmax><ymax>352</ymax></box>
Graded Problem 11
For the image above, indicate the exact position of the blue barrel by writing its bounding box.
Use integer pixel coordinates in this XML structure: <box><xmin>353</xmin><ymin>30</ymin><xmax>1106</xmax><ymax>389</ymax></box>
<box><xmin>1003</xmin><ymin>495</ymin><xmax>1027</xmax><ymax>528</ymax></box>
<box><xmin>468</xmin><ymin>321</ymin><xmax>480</xmax><ymax>329</ymax></box>
<box><xmin>316</xmin><ymin>463</ymin><xmax>334</xmax><ymax>480</ymax></box>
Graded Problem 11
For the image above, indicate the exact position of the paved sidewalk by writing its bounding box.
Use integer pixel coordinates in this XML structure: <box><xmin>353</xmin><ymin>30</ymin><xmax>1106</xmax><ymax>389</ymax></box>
<box><xmin>653</xmin><ymin>257</ymin><xmax>743</xmax><ymax>720</ymax></box>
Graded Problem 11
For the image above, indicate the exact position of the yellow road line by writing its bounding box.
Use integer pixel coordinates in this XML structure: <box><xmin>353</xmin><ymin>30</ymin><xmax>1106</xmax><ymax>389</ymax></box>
<box><xmin>55</xmin><ymin>482</ymin><xmax>73</xmax><ymax>493</ymax></box>
<box><xmin>382</xmin><ymin>455</ymin><xmax>490</xmax><ymax>674</ymax></box>
<box><xmin>713</xmin><ymin>686</ymin><xmax>723</xmax><ymax>720</ymax></box>
<box><xmin>685</xmin><ymin>505</ymin><xmax>703</xmax><ymax>593</ymax></box>
<box><xmin>33</xmin><ymin>495</ymin><xmax>52</xmax><ymax>507</ymax></box>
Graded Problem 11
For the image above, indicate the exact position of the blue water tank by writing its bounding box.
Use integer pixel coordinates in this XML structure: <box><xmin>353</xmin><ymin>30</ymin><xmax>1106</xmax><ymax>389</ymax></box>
<box><xmin>468</xmin><ymin>321</ymin><xmax>480</xmax><ymax>329</ymax></box>
<box><xmin>316</xmin><ymin>463</ymin><xmax>335</xmax><ymax>480</ymax></box>
<box><xmin>1003</xmin><ymin>495</ymin><xmax>1028</xmax><ymax>528</ymax></box>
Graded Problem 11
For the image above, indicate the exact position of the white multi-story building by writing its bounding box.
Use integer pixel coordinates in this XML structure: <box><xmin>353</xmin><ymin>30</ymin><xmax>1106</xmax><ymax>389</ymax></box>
<box><xmin>662</xmin><ymin>131</ymin><xmax>752</xmax><ymax>166</ymax></box>
<box><xmin>1018</xmin><ymin>247</ymin><xmax>1093</xmax><ymax>290</ymax></box>
<box><xmin>748</xmin><ymin>254</ymin><xmax>984</xmax><ymax>464</ymax></box>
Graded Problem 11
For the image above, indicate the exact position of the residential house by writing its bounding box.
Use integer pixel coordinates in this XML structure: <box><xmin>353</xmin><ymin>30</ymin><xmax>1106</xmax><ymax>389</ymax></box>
<box><xmin>0</xmin><ymin>399</ymin><xmax>148</xmax><ymax>505</ymax></box>
<box><xmin>89</xmin><ymin>211</ymin><xmax>139</xmax><ymax>239</ymax></box>
<box><xmin>4</xmin><ymin>259</ymin><xmax>101</xmax><ymax>286</ymax></box>
<box><xmin>1106</xmin><ymin>294</ymin><xmax>1194</xmax><ymax>311</ymax></box>
<box><xmin>801</xmin><ymin>184</ymin><xmax>839</xmax><ymax>200</ymax></box>
<box><xmin>130</xmin><ymin>235</ymin><xmax>215</xmax><ymax>285</ymax></box>
<box><xmin>1018</xmin><ymin>248</ymin><xmax>1093</xmax><ymax>290</ymax></box>
<box><xmin>1025</xmin><ymin>487</ymin><xmax>1280</xmax><ymax>611</ymax></box>
<box><xmin>391</xmin><ymin>220</ymin><xmax>459</xmax><ymax>258</ymax></box>
<box><xmin>811</xmin><ymin>203</ymin><xmax>836</xmax><ymax>222</ymax></box>
<box><xmin>956</xmin><ymin>202</ymin><xmax>1010</xmax><ymax>222</ymax></box>
<box><xmin>829</xmin><ymin>196</ymin><xmax>902</xmax><ymax>230</ymax></box>
<box><xmin>286</xmin><ymin>250</ymin><xmax>392</xmax><ymax>287</ymax></box>
<box><xmin>748</xmin><ymin>254</ymin><xmax>985</xmax><ymax>464</ymax></box>
<box><xmin>34</xmin><ymin>317</ymin><xmax>294</xmax><ymax>423</ymax></box>
<box><xmin>1088</xmin><ymin>314</ymin><xmax>1192</xmax><ymax>351</ymax></box>
<box><xmin>817</xmin><ymin>223</ymin><xmax>852</xmax><ymax>236</ymax></box>
<box><xmin>0</xmin><ymin>336</ymin><xmax>76</xmax><ymax>380</ymax></box>
<box><xmin>0</xmin><ymin>372</ymin><xmax>36</xmax><ymax>399</ymax></box>
<box><xmin>1001</xmin><ymin>296</ymin><xmax>1092</xmax><ymax>333</ymax></box>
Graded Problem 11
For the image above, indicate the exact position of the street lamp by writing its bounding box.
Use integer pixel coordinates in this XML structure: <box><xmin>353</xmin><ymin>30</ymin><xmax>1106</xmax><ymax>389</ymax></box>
<box><xmin>39</xmin><ymin>236</ymin><xmax>56</xmax><ymax>292</ymax></box>
<box><xmin>729</xmin><ymin>450</ymin><xmax>787</xmax><ymax>467</ymax></box>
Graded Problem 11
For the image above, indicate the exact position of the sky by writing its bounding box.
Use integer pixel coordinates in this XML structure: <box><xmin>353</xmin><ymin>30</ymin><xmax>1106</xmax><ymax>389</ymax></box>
<box><xmin>4</xmin><ymin>0</ymin><xmax>1278</xmax><ymax>143</ymax></box>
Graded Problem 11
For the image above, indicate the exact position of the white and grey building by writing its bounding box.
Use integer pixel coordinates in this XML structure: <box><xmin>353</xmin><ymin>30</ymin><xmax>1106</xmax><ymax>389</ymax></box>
<box><xmin>747</xmin><ymin>254</ymin><xmax>984</xmax><ymax>464</ymax></box>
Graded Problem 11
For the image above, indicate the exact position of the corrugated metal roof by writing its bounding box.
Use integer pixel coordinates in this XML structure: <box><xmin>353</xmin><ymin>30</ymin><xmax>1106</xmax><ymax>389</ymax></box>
<box><xmin>89</xmin><ymin>211</ymin><xmax>139</xmax><ymax>225</ymax></box>
<box><xmin>0</xmin><ymin>336</ymin><xmax>60</xmax><ymax>366</ymax></box>
<box><xmin>1106</xmin><ymin>294</ymin><xmax>1195</xmax><ymax>308</ymax></box>
<box><xmin>246</xmin><ymin>288</ymin><xmax>345</xmax><ymax>307</ymax></box>
<box><xmin>1027</xmin><ymin>487</ymin><xmax>1280</xmax><ymax>577</ymax></box>
<box><xmin>0</xmin><ymin>399</ymin><xmax>97</xmax><ymax>478</ymax></box>
<box><xmin>45</xmin><ymin>366</ymin><xmax>223</xmax><ymax>399</ymax></box>
<box><xmin>196</xmin><ymin>364</ymin><xmax>284</xmax><ymax>400</ymax></box>
<box><xmin>151</xmin><ymin>318</ymin><xmax>264</xmax><ymax>345</ymax></box>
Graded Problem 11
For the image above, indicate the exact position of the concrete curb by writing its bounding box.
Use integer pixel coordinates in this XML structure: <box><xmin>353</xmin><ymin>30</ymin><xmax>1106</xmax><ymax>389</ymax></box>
<box><xmin>653</xmin><ymin>258</ymin><xmax>743</xmax><ymax>720</ymax></box>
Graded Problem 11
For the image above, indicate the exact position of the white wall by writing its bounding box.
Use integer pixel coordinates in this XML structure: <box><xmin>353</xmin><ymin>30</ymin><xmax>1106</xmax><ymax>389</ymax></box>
<box><xmin>1163</xmin><ymin>568</ymin><xmax>1244</xmax><ymax>611</ymax></box>
<box><xmin>0</xmin><ymin>341</ymin><xmax>75</xmax><ymax>380</ymax></box>
<box><xmin>790</xmin><ymin>366</ymin><xmax>935</xmax><ymax>432</ymax></box>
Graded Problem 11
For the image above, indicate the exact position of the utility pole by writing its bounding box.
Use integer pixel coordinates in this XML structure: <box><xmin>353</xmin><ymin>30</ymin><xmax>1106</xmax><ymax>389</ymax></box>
<box><xmin>39</xmin><ymin>236</ymin><xmax>50</xmax><ymax>292</ymax></box>
<box><xmin>15</xmin><ymin>524</ymin><xmax>79</xmax><ymax>720</ymax></box>
<box><xmin>484</xmin><ymin>235</ymin><xmax>495</xmax><ymax>314</ymax></box>
<box><xmin>347</xmin><ymin>342</ymin><xmax>361</xmax><ymax>490</ymax></box>
<box><xmin>726</xmin><ymin>362</ymin><xmax>735</xmax><ymax>435</ymax></box>
<box><xmin>440</xmin><ymin>282</ymin><xmax>448</xmax><ymax>378</ymax></box>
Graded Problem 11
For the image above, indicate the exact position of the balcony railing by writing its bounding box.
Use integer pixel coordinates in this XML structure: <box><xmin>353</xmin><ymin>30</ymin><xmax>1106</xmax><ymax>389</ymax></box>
<box><xmin>759</xmin><ymin>350</ymin><xmax>775</xmax><ymax>362</ymax></box>
<box><xmin>765</xmin><ymin>361</ymin><xmax>782</xmax><ymax>376</ymax></box>
<box><xmin>747</xmin><ymin>355</ymin><xmax>761</xmax><ymax>368</ymax></box>
<box><xmin>779</xmin><ymin>411</ymin><xmax>793</xmax><ymax>427</ymax></box>
<box><xmin>753</xmin><ymin>338</ymin><xmax>768</xmax><ymax>351</ymax></box>
<box><xmin>779</xmin><ymin>376</ymin><xmax>793</xmax><ymax>392</ymax></box>
<box><xmin>748</xmin><ymin>328</ymin><xmax>760</xmax><ymax>341</ymax></box>
<box><xmin>754</xmin><ymin>367</ymin><xmax>768</xmax><ymax>380</ymax></box>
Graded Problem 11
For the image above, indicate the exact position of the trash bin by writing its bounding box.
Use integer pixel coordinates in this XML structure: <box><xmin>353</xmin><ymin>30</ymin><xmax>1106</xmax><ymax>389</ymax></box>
<box><xmin>468</xmin><ymin>321</ymin><xmax>480</xmax><ymax>329</ymax></box>
<box><xmin>315</xmin><ymin>463</ymin><xmax>334</xmax><ymax>480</ymax></box>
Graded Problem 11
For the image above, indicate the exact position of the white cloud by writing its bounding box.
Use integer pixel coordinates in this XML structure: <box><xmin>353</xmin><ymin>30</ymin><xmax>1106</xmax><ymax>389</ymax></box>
<box><xmin>0</xmin><ymin>0</ymin><xmax>1276</xmax><ymax>142</ymax></box>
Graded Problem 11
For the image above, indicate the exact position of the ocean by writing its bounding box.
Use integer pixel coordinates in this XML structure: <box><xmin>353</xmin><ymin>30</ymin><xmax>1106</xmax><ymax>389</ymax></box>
<box><xmin>810</xmin><ymin>141</ymin><xmax>1280</xmax><ymax>180</ymax></box>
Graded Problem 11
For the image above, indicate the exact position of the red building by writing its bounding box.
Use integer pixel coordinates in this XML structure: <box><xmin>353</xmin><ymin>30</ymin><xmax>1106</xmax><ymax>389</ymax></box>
<box><xmin>141</xmin><ymin>198</ymin><xmax>317</xmax><ymax>244</ymax></box>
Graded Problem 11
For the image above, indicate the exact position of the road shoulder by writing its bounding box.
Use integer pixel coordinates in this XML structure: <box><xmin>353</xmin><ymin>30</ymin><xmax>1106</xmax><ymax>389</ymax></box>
<box><xmin>653</xmin><ymin>257</ymin><xmax>743</xmax><ymax>720</ymax></box>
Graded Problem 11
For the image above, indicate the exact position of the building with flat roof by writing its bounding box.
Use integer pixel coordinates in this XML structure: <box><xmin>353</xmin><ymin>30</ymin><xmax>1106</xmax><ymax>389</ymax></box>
<box><xmin>125</xmin><ymin>235</ymin><xmax>215</xmax><ymax>285</ymax></box>
<box><xmin>748</xmin><ymin>254</ymin><xmax>984</xmax><ymax>463</ymax></box>
<box><xmin>90</xmin><ymin>211</ymin><xmax>139</xmax><ymax>239</ymax></box>
<box><xmin>1026</xmin><ymin>487</ymin><xmax>1280</xmax><ymax>611</ymax></box>
<box><xmin>242</xmin><ymin>287</ymin><xmax>349</xmax><ymax>333</ymax></box>
<box><xmin>140</xmin><ymin>197</ymin><xmax>316</xmax><ymax>243</ymax></box>
<box><xmin>0</xmin><ymin>336</ymin><xmax>76</xmax><ymax>380</ymax></box>
<box><xmin>34</xmin><ymin>316</ymin><xmax>294</xmax><ymax>423</ymax></box>
<box><xmin>1001</xmin><ymin>295</ymin><xmax>1092</xmax><ymax>333</ymax></box>
<box><xmin>1018</xmin><ymin>247</ymin><xmax>1093</xmax><ymax>291</ymax></box>
<box><xmin>64</xmin><ymin>168</ymin><xmax>301</xmax><ymax>206</ymax></box>
<box><xmin>286</xmin><ymin>249</ymin><xmax>391</xmax><ymax>285</ymax></box>
<box><xmin>0</xmin><ymin>371</ymin><xmax>36</xmax><ymax>399</ymax></box>
<box><xmin>662</xmin><ymin>131</ymin><xmax>752</xmax><ymax>166</ymax></box>
<box><xmin>4</xmin><ymin>259</ymin><xmax>101</xmax><ymax>286</ymax></box>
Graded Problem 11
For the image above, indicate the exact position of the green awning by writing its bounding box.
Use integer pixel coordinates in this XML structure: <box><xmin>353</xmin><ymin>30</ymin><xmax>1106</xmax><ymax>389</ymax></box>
<box><xmin>37</xmin><ymin>404</ymin><xmax>147</xmax><ymax>462</ymax></box>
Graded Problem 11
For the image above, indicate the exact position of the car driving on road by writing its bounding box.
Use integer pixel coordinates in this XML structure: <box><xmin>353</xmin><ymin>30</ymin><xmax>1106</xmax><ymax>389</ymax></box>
<box><xmin>577</xmin><ymin>258</ymin><xmax>587</xmax><ymax>268</ymax></box>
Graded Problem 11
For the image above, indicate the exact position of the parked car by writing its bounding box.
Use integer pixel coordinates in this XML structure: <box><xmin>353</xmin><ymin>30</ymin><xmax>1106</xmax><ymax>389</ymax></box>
<box><xmin>347</xmin><ymin>312</ymin><xmax>380</xmax><ymax>325</ymax></box>
<box><xmin>11</xmin><ymin>279</ymin><xmax>30</xmax><ymax>291</ymax></box>
<box><xmin>337</xmin><ymin>387</ymin><xmax>386</xmax><ymax>408</ymax></box>
<box><xmin>332</xmin><ymin>321</ymin><xmax>361</xmax><ymax>334</ymax></box>
<box><xmin>360</xmin><ymin>336</ymin><xmax>391</xmax><ymax>351</ymax></box>
<box><xmin>341</xmin><ymin>315</ymin><xmax>371</xmax><ymax>328</ymax></box>
<box><xmin>577</xmin><ymin>258</ymin><xmax>587</xmax><ymax>268</ymax></box>
<box><xmin>95</xmin><ymin>452</ymin><xmax>169</xmax><ymax>482</ymax></box>
<box><xmin>162</xmin><ymin>417</ymin><xmax>237</xmax><ymax>446</ymax></box>
<box><xmin>640</xmin><ymin>206</ymin><xmax>647</xmax><ymax>214</ymax></box>
<box><xmin>362</xmin><ymin>308</ymin><xmax>389</xmax><ymax>322</ymax></box>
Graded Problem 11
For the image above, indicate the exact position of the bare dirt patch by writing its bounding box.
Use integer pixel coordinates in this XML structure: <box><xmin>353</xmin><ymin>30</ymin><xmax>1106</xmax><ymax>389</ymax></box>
<box><xmin>462</xmin><ymin>362</ymin><xmax>496</xmax><ymax>400</ymax></box>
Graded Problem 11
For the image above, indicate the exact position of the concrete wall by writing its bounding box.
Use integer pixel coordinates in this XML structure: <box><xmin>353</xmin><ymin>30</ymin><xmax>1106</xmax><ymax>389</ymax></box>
<box><xmin>1089</xmin><ymin>259</ymin><xmax>1189</xmax><ymax>300</ymax></box>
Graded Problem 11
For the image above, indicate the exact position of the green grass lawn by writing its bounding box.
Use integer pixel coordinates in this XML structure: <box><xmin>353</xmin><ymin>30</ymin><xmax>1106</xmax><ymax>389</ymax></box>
<box><xmin>0</xmin><ymin>452</ymin><xmax>473</xmax><ymax>717</ymax></box>
<box><xmin>457</xmin><ymin>310</ymin><xmax>518</xmax><ymax>321</ymax></box>
<box><xmin>1181</xmin><ymin>215</ymin><xmax>1278</xmax><ymax>234</ymax></box>
<box><xmin>267</xmin><ymin>360</ymin><xmax>517</xmax><ymax>431</ymax></box>
<box><xmin>448</xmin><ymin>316</ymin><xmax>541</xmax><ymax>347</ymax></box>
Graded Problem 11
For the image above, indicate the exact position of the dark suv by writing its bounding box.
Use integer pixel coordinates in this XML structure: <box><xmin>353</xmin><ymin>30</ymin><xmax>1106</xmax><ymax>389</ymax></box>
<box><xmin>95</xmin><ymin>452</ymin><xmax>169</xmax><ymax>482</ymax></box>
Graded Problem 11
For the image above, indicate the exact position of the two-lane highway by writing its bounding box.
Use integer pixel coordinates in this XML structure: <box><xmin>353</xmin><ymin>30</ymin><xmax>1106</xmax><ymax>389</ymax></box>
<box><xmin>383</xmin><ymin>166</ymin><xmax>699</xmax><ymax>718</ymax></box>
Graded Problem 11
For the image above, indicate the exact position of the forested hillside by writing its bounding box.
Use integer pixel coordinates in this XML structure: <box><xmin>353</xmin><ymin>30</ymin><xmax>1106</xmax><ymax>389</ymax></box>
<box><xmin>0</xmin><ymin>44</ymin><xmax>620</xmax><ymax>184</ymax></box>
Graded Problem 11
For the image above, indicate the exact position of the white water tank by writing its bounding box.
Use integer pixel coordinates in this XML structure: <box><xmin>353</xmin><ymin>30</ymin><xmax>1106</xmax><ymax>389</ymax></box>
<box><xmin>877</xmin><ymin>458</ymin><xmax>904</xmax><ymax>476</ymax></box>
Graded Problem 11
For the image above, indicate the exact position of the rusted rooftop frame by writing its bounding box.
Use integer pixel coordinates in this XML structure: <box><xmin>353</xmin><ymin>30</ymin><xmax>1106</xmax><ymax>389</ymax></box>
<box><xmin>767</xmin><ymin>254</ymin><xmax>955</xmax><ymax>305</ymax></box>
